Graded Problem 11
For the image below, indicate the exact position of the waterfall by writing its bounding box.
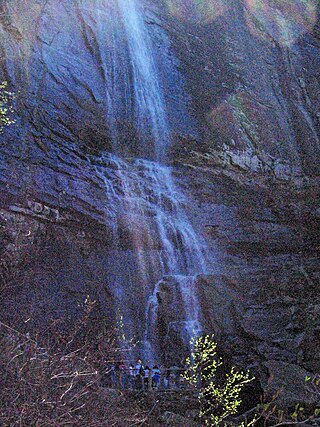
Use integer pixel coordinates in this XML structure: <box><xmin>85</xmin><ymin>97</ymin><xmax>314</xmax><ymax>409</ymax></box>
<box><xmin>96</xmin><ymin>155</ymin><xmax>207</xmax><ymax>362</ymax></box>
<box><xmin>94</xmin><ymin>0</ymin><xmax>207</xmax><ymax>363</ymax></box>
<box><xmin>118</xmin><ymin>0</ymin><xmax>170</xmax><ymax>161</ymax></box>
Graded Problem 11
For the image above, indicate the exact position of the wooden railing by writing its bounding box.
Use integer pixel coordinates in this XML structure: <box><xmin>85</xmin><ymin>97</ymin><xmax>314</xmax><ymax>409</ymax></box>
<box><xmin>103</xmin><ymin>367</ymin><xmax>193</xmax><ymax>391</ymax></box>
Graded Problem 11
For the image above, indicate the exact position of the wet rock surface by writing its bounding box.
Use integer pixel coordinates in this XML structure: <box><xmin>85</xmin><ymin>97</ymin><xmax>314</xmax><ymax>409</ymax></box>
<box><xmin>0</xmin><ymin>0</ymin><xmax>319</xmax><ymax>404</ymax></box>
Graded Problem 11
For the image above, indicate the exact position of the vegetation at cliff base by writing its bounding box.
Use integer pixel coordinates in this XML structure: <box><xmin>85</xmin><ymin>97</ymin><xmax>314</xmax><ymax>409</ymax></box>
<box><xmin>183</xmin><ymin>334</ymin><xmax>256</xmax><ymax>426</ymax></box>
<box><xmin>0</xmin><ymin>81</ymin><xmax>15</xmax><ymax>132</ymax></box>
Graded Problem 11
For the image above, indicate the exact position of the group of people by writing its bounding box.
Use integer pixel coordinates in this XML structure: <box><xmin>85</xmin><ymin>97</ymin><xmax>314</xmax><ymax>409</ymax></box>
<box><xmin>108</xmin><ymin>359</ymin><xmax>182</xmax><ymax>391</ymax></box>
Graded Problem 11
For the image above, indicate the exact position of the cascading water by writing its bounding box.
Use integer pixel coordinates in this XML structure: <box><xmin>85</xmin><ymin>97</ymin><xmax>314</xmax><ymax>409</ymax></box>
<box><xmin>94</xmin><ymin>0</ymin><xmax>171</xmax><ymax>159</ymax></box>
<box><xmin>94</xmin><ymin>0</ymin><xmax>208</xmax><ymax>363</ymax></box>
<box><xmin>118</xmin><ymin>0</ymin><xmax>170</xmax><ymax>161</ymax></box>
<box><xmin>95</xmin><ymin>156</ymin><xmax>207</xmax><ymax>361</ymax></box>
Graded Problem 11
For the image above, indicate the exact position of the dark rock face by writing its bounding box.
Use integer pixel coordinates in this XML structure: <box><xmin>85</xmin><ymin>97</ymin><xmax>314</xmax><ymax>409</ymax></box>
<box><xmin>0</xmin><ymin>0</ymin><xmax>320</xmax><ymax>404</ymax></box>
<box><xmin>164</xmin><ymin>0</ymin><xmax>320</xmax><ymax>176</ymax></box>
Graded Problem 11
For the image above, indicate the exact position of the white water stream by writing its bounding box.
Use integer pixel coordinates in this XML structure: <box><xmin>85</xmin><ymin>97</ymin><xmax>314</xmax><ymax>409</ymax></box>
<box><xmin>94</xmin><ymin>0</ymin><xmax>208</xmax><ymax>362</ymax></box>
<box><xmin>118</xmin><ymin>0</ymin><xmax>170</xmax><ymax>161</ymax></box>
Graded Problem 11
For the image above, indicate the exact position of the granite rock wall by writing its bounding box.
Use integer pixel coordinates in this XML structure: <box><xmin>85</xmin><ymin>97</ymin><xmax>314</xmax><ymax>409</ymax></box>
<box><xmin>0</xmin><ymin>0</ymin><xmax>319</xmax><ymax>404</ymax></box>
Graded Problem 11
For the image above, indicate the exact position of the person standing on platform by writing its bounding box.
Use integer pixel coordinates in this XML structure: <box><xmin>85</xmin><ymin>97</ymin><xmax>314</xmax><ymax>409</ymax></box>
<box><xmin>152</xmin><ymin>365</ymin><xmax>161</xmax><ymax>389</ymax></box>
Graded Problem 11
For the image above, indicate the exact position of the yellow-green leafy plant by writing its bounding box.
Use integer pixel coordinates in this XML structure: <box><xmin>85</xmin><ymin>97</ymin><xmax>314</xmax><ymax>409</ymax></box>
<box><xmin>183</xmin><ymin>334</ymin><xmax>256</xmax><ymax>426</ymax></box>
<box><xmin>0</xmin><ymin>81</ymin><xmax>15</xmax><ymax>132</ymax></box>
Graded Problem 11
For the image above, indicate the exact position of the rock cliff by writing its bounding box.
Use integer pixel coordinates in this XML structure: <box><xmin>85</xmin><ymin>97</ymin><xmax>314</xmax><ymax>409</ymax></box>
<box><xmin>0</xmin><ymin>0</ymin><xmax>319</xmax><ymax>405</ymax></box>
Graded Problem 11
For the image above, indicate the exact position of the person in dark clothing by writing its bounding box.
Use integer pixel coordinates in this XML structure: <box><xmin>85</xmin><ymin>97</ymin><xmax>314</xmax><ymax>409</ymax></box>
<box><xmin>152</xmin><ymin>365</ymin><xmax>161</xmax><ymax>389</ymax></box>
<box><xmin>134</xmin><ymin>359</ymin><xmax>144</xmax><ymax>389</ymax></box>
<box><xmin>144</xmin><ymin>365</ymin><xmax>150</xmax><ymax>389</ymax></box>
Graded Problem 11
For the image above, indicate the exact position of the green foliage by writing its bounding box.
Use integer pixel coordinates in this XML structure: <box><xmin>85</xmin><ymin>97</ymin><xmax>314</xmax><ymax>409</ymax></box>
<box><xmin>183</xmin><ymin>335</ymin><xmax>255</xmax><ymax>426</ymax></box>
<box><xmin>0</xmin><ymin>81</ymin><xmax>15</xmax><ymax>132</ymax></box>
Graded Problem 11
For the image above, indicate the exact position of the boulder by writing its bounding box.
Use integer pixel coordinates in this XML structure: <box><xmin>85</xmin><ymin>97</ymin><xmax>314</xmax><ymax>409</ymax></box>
<box><xmin>264</xmin><ymin>361</ymin><xmax>317</xmax><ymax>408</ymax></box>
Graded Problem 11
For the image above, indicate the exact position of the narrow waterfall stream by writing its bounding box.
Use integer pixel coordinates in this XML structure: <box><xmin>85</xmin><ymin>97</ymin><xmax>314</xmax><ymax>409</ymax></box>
<box><xmin>118</xmin><ymin>0</ymin><xmax>170</xmax><ymax>161</ymax></box>
<box><xmin>94</xmin><ymin>0</ymin><xmax>208</xmax><ymax>363</ymax></box>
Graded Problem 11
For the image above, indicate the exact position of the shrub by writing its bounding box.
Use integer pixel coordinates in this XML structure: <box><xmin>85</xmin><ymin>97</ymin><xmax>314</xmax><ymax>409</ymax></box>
<box><xmin>0</xmin><ymin>300</ymin><xmax>145</xmax><ymax>426</ymax></box>
<box><xmin>183</xmin><ymin>335</ymin><xmax>256</xmax><ymax>426</ymax></box>
<box><xmin>0</xmin><ymin>81</ymin><xmax>15</xmax><ymax>132</ymax></box>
